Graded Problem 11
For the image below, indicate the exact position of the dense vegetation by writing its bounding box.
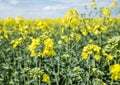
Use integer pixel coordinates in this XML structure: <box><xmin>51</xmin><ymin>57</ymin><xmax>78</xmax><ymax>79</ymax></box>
<box><xmin>0</xmin><ymin>0</ymin><xmax>120</xmax><ymax>85</ymax></box>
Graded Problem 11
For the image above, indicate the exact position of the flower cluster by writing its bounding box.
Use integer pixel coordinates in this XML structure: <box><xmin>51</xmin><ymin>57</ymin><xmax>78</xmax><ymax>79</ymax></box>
<box><xmin>10</xmin><ymin>37</ymin><xmax>22</xmax><ymax>48</ymax></box>
<box><xmin>109</xmin><ymin>64</ymin><xmax>120</xmax><ymax>80</ymax></box>
<box><xmin>29</xmin><ymin>38</ymin><xmax>40</xmax><ymax>57</ymax></box>
<box><xmin>41</xmin><ymin>38</ymin><xmax>56</xmax><ymax>57</ymax></box>
<box><xmin>81</xmin><ymin>44</ymin><xmax>101</xmax><ymax>60</ymax></box>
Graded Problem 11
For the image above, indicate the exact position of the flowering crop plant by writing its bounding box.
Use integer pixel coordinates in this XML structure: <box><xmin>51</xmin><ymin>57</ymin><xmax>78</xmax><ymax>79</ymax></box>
<box><xmin>0</xmin><ymin>0</ymin><xmax>120</xmax><ymax>85</ymax></box>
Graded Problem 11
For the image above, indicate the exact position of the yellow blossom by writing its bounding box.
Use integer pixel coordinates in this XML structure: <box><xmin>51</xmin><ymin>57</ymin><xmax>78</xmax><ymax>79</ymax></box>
<box><xmin>111</xmin><ymin>72</ymin><xmax>120</xmax><ymax>80</ymax></box>
<box><xmin>61</xmin><ymin>35</ymin><xmax>71</xmax><ymax>43</ymax></box>
<box><xmin>94</xmin><ymin>54</ymin><xmax>100</xmax><ymax>60</ymax></box>
<box><xmin>31</xmin><ymin>51</ymin><xmax>36</xmax><ymax>57</ymax></box>
<box><xmin>32</xmin><ymin>38</ymin><xmax>40</xmax><ymax>45</ymax></box>
<box><xmin>109</xmin><ymin>64</ymin><xmax>120</xmax><ymax>80</ymax></box>
<box><xmin>75</xmin><ymin>34</ymin><xmax>81</xmax><ymax>42</ymax></box>
<box><xmin>89</xmin><ymin>39</ymin><xmax>93</xmax><ymax>43</ymax></box>
<box><xmin>109</xmin><ymin>64</ymin><xmax>120</xmax><ymax>73</ymax></box>
<box><xmin>10</xmin><ymin>38</ymin><xmax>22</xmax><ymax>48</ymax></box>
<box><xmin>94</xmin><ymin>30</ymin><xmax>100</xmax><ymax>35</ymax></box>
<box><xmin>87</xmin><ymin>25</ymin><xmax>92</xmax><ymax>32</ymax></box>
<box><xmin>58</xmin><ymin>40</ymin><xmax>62</xmax><ymax>45</ymax></box>
<box><xmin>70</xmin><ymin>32</ymin><xmax>74</xmax><ymax>38</ymax></box>
<box><xmin>101</xmin><ymin>26</ymin><xmax>107</xmax><ymax>32</ymax></box>
<box><xmin>42</xmin><ymin>74</ymin><xmax>51</xmax><ymax>84</ymax></box>
<box><xmin>110</xmin><ymin>0</ymin><xmax>117</xmax><ymax>8</ymax></box>
<box><xmin>93</xmin><ymin>45</ymin><xmax>101</xmax><ymax>53</ymax></box>
<box><xmin>81</xmin><ymin>44</ymin><xmax>101</xmax><ymax>59</ymax></box>
<box><xmin>87</xmin><ymin>50</ymin><xmax>93</xmax><ymax>54</ymax></box>
<box><xmin>103</xmin><ymin>8</ymin><xmax>111</xmax><ymax>16</ymax></box>
<box><xmin>61</xmin><ymin>28</ymin><xmax>64</xmax><ymax>33</ymax></box>
<box><xmin>106</xmin><ymin>54</ymin><xmax>114</xmax><ymax>60</ymax></box>
<box><xmin>41</xmin><ymin>38</ymin><xmax>56</xmax><ymax>57</ymax></box>
<box><xmin>41</xmin><ymin>49</ymin><xmax>56</xmax><ymax>57</ymax></box>
<box><xmin>94</xmin><ymin>24</ymin><xmax>100</xmax><ymax>30</ymax></box>
<box><xmin>102</xmin><ymin>82</ymin><xmax>106</xmax><ymax>85</ymax></box>
<box><xmin>90</xmin><ymin>0</ymin><xmax>96</xmax><ymax>7</ymax></box>
<box><xmin>81</xmin><ymin>52</ymin><xmax>88</xmax><ymax>59</ymax></box>
<box><xmin>81</xmin><ymin>30</ymin><xmax>88</xmax><ymax>36</ymax></box>
<box><xmin>4</xmin><ymin>32</ymin><xmax>8</xmax><ymax>38</ymax></box>
<box><xmin>92</xmin><ymin>68</ymin><xmax>97</xmax><ymax>72</ymax></box>
<box><xmin>29</xmin><ymin>38</ymin><xmax>40</xmax><ymax>57</ymax></box>
<box><xmin>0</xmin><ymin>29</ymin><xmax>3</xmax><ymax>33</ymax></box>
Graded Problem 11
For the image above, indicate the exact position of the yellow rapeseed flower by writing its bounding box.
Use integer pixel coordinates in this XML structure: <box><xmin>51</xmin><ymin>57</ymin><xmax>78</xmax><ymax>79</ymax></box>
<box><xmin>109</xmin><ymin>64</ymin><xmax>120</xmax><ymax>73</ymax></box>
<box><xmin>110</xmin><ymin>0</ymin><xmax>117</xmax><ymax>8</ymax></box>
<box><xmin>81</xmin><ymin>52</ymin><xmax>88</xmax><ymax>59</ymax></box>
<box><xmin>41</xmin><ymin>38</ymin><xmax>56</xmax><ymax>57</ymax></box>
<box><xmin>29</xmin><ymin>38</ymin><xmax>40</xmax><ymax>57</ymax></box>
<box><xmin>89</xmin><ymin>39</ymin><xmax>93</xmax><ymax>43</ymax></box>
<box><xmin>111</xmin><ymin>72</ymin><xmax>120</xmax><ymax>80</ymax></box>
<box><xmin>58</xmin><ymin>40</ymin><xmax>62</xmax><ymax>45</ymax></box>
<box><xmin>101</xmin><ymin>25</ymin><xmax>107</xmax><ymax>32</ymax></box>
<box><xmin>75</xmin><ymin>34</ymin><xmax>81</xmax><ymax>42</ymax></box>
<box><xmin>10</xmin><ymin>38</ymin><xmax>22</xmax><ymax>48</ymax></box>
<box><xmin>81</xmin><ymin>44</ymin><xmax>101</xmax><ymax>59</ymax></box>
<box><xmin>93</xmin><ymin>45</ymin><xmax>101</xmax><ymax>53</ymax></box>
<box><xmin>42</xmin><ymin>74</ymin><xmax>51</xmax><ymax>84</ymax></box>
<box><xmin>4</xmin><ymin>32</ymin><xmax>8</xmax><ymax>39</ymax></box>
<box><xmin>31</xmin><ymin>51</ymin><xmax>36</xmax><ymax>57</ymax></box>
<box><xmin>81</xmin><ymin>30</ymin><xmax>88</xmax><ymax>36</ymax></box>
<box><xmin>70</xmin><ymin>32</ymin><xmax>74</xmax><ymax>38</ymax></box>
<box><xmin>87</xmin><ymin>25</ymin><xmax>92</xmax><ymax>32</ymax></box>
<box><xmin>44</xmin><ymin>38</ymin><xmax>54</xmax><ymax>48</ymax></box>
<box><xmin>90</xmin><ymin>0</ymin><xmax>96</xmax><ymax>7</ymax></box>
<box><xmin>109</xmin><ymin>64</ymin><xmax>120</xmax><ymax>80</ymax></box>
<box><xmin>94</xmin><ymin>54</ymin><xmax>100</xmax><ymax>60</ymax></box>
<box><xmin>103</xmin><ymin>8</ymin><xmax>111</xmax><ymax>16</ymax></box>
<box><xmin>102</xmin><ymin>82</ymin><xmax>106</xmax><ymax>85</ymax></box>
<box><xmin>106</xmin><ymin>54</ymin><xmax>114</xmax><ymax>60</ymax></box>
<box><xmin>92</xmin><ymin>68</ymin><xmax>97</xmax><ymax>72</ymax></box>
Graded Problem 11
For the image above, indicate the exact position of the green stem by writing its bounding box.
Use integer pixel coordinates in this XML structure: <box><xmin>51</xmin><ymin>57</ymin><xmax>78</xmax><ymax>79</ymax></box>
<box><xmin>110</xmin><ymin>80</ymin><xmax>113</xmax><ymax>85</ymax></box>
<box><xmin>27</xmin><ymin>55</ymin><xmax>30</xmax><ymax>85</ymax></box>
<box><xmin>39</xmin><ymin>58</ymin><xmax>41</xmax><ymax>85</ymax></box>
<box><xmin>87</xmin><ymin>57</ymin><xmax>90</xmax><ymax>85</ymax></box>
<box><xmin>35</xmin><ymin>57</ymin><xmax>38</xmax><ymax>84</ymax></box>
<box><xmin>57</xmin><ymin>56</ymin><xmax>60</xmax><ymax>85</ymax></box>
<box><xmin>14</xmin><ymin>56</ymin><xmax>16</xmax><ymax>84</ymax></box>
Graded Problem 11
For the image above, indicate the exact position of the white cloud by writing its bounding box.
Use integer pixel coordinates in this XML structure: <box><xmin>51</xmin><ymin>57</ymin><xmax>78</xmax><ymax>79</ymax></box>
<box><xmin>43</xmin><ymin>5</ymin><xmax>67</xmax><ymax>11</ymax></box>
<box><xmin>0</xmin><ymin>0</ymin><xmax>119</xmax><ymax>18</ymax></box>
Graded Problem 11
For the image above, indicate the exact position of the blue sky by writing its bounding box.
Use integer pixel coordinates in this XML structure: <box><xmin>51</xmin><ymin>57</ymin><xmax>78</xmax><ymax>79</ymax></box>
<box><xmin>0</xmin><ymin>0</ymin><xmax>120</xmax><ymax>18</ymax></box>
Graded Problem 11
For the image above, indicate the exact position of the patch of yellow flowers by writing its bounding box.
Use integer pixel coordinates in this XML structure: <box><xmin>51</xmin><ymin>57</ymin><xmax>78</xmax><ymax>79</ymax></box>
<box><xmin>81</xmin><ymin>44</ymin><xmax>101</xmax><ymax>60</ymax></box>
<box><xmin>10</xmin><ymin>37</ymin><xmax>22</xmax><ymax>48</ymax></box>
<box><xmin>109</xmin><ymin>64</ymin><xmax>120</xmax><ymax>80</ymax></box>
<box><xmin>42</xmin><ymin>74</ymin><xmax>51</xmax><ymax>84</ymax></box>
<box><xmin>29</xmin><ymin>38</ymin><xmax>40</xmax><ymax>57</ymax></box>
<box><xmin>41</xmin><ymin>38</ymin><xmax>56</xmax><ymax>57</ymax></box>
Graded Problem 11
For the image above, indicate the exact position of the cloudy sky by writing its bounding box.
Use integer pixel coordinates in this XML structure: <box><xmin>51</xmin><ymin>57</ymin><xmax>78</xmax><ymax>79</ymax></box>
<box><xmin>0</xmin><ymin>0</ymin><xmax>120</xmax><ymax>18</ymax></box>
